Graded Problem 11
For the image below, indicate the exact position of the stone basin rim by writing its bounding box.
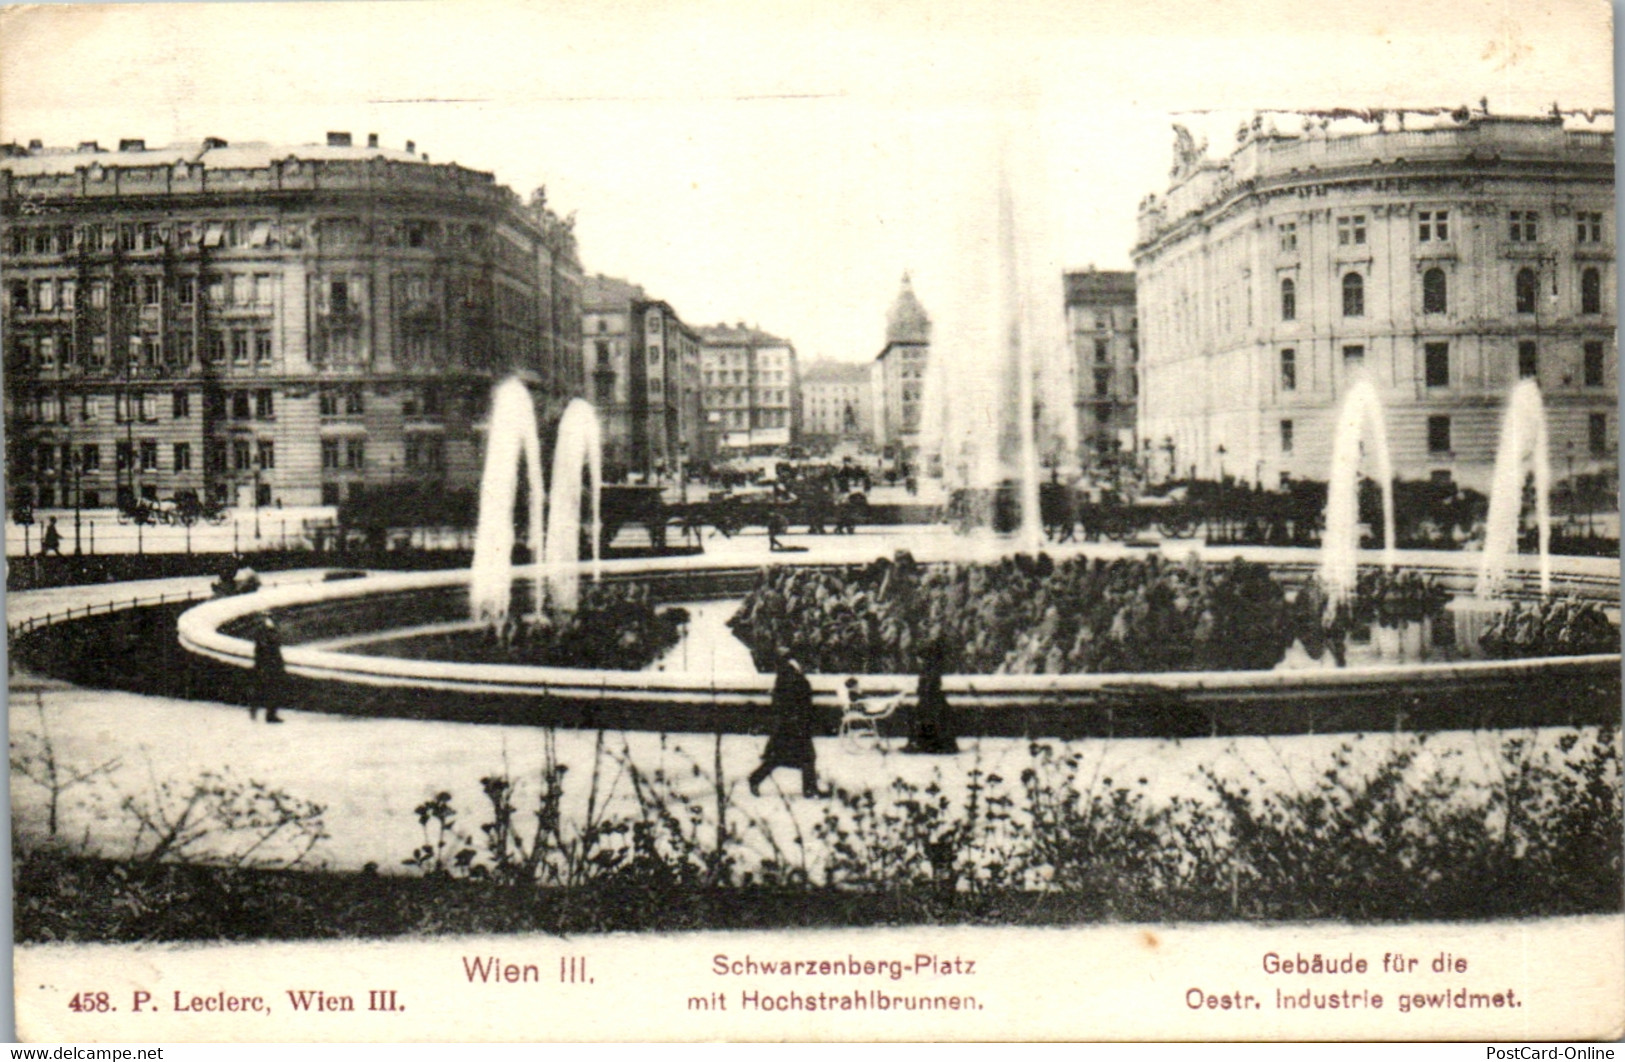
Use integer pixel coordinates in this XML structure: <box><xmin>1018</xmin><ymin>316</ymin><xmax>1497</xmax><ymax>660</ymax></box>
<box><xmin>174</xmin><ymin>546</ymin><xmax>1621</xmax><ymax>706</ymax></box>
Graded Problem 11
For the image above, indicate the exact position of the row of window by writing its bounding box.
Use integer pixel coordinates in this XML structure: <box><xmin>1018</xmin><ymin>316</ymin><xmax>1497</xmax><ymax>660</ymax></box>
<box><xmin>5</xmin><ymin>217</ymin><xmax>497</xmax><ymax>258</ymax></box>
<box><xmin>18</xmin><ymin>435</ymin><xmax>450</xmax><ymax>480</ymax></box>
<box><xmin>17</xmin><ymin>437</ymin><xmax>274</xmax><ymax>476</ymax></box>
<box><xmin>705</xmin><ymin>388</ymin><xmax>789</xmax><ymax>405</ymax></box>
<box><xmin>11</xmin><ymin>386</ymin><xmax>454</xmax><ymax>426</ymax></box>
<box><xmin>8</xmin><ymin>273</ymin><xmax>279</xmax><ymax>315</ymax></box>
<box><xmin>1280</xmin><ymin>267</ymin><xmax>1605</xmax><ymax>321</ymax></box>
<box><xmin>1278</xmin><ymin>413</ymin><xmax>1611</xmax><ymax>457</ymax></box>
<box><xmin>1276</xmin><ymin>340</ymin><xmax>1609</xmax><ymax>392</ymax></box>
<box><xmin>1280</xmin><ymin>341</ymin><xmax>1612</xmax><ymax>391</ymax></box>
<box><xmin>1081</xmin><ymin>337</ymin><xmax>1140</xmax><ymax>364</ymax></box>
<box><xmin>1092</xmin><ymin>368</ymin><xmax>1139</xmax><ymax>398</ymax></box>
<box><xmin>12</xmin><ymin>329</ymin><xmax>276</xmax><ymax>371</ymax></box>
<box><xmin>320</xmin><ymin>438</ymin><xmax>369</xmax><ymax>470</ymax></box>
<box><xmin>1283</xmin><ymin>210</ymin><xmax>1607</xmax><ymax>252</ymax></box>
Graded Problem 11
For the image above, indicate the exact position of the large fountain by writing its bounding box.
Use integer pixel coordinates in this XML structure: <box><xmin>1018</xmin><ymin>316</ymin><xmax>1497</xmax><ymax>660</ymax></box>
<box><xmin>174</xmin><ymin>176</ymin><xmax>1615</xmax><ymax>739</ymax></box>
<box><xmin>468</xmin><ymin>379</ymin><xmax>603</xmax><ymax>624</ymax></box>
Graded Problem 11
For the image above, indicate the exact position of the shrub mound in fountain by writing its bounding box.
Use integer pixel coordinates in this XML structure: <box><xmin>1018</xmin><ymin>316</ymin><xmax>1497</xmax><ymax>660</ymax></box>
<box><xmin>346</xmin><ymin>582</ymin><xmax>684</xmax><ymax>672</ymax></box>
<box><xmin>176</xmin><ymin>545</ymin><xmax>1620</xmax><ymax>738</ymax></box>
<box><xmin>729</xmin><ymin>553</ymin><xmax>1326</xmax><ymax>675</ymax></box>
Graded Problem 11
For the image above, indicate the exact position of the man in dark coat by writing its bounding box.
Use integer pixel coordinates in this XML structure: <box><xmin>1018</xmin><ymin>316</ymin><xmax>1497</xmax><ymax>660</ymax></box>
<box><xmin>749</xmin><ymin>647</ymin><xmax>820</xmax><ymax>797</ymax></box>
<box><xmin>253</xmin><ymin>615</ymin><xmax>286</xmax><ymax>723</ymax></box>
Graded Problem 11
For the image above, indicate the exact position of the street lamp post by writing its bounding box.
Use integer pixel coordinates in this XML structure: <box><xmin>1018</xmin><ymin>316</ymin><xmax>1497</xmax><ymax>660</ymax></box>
<box><xmin>71</xmin><ymin>450</ymin><xmax>83</xmax><ymax>556</ymax></box>
<box><xmin>1565</xmin><ymin>441</ymin><xmax>1577</xmax><ymax>536</ymax></box>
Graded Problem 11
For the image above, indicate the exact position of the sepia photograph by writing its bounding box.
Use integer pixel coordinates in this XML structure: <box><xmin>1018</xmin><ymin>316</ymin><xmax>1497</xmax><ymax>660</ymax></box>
<box><xmin>3</xmin><ymin>0</ymin><xmax>1620</xmax><ymax>1042</ymax></box>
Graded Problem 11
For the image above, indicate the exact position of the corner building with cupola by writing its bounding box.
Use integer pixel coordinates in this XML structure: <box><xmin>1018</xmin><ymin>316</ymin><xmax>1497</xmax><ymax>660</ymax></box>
<box><xmin>1</xmin><ymin>132</ymin><xmax>582</xmax><ymax>512</ymax></box>
<box><xmin>1133</xmin><ymin>109</ymin><xmax>1615</xmax><ymax>492</ymax></box>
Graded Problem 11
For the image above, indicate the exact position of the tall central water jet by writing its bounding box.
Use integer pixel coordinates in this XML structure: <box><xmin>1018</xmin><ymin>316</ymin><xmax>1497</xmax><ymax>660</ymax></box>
<box><xmin>1320</xmin><ymin>377</ymin><xmax>1396</xmax><ymax>604</ymax></box>
<box><xmin>919</xmin><ymin>136</ymin><xmax>1052</xmax><ymax>549</ymax></box>
<box><xmin>1477</xmin><ymin>378</ymin><xmax>1551</xmax><ymax>599</ymax></box>
<box><xmin>997</xmin><ymin>165</ymin><xmax>1043</xmax><ymax>554</ymax></box>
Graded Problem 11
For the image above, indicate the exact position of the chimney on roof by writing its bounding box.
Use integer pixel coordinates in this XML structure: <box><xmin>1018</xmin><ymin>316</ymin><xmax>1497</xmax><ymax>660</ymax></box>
<box><xmin>367</xmin><ymin>133</ymin><xmax>378</xmax><ymax>148</ymax></box>
<box><xmin>203</xmin><ymin>136</ymin><xmax>228</xmax><ymax>149</ymax></box>
<box><xmin>405</xmin><ymin>140</ymin><xmax>415</xmax><ymax>154</ymax></box>
<box><xmin>327</xmin><ymin>131</ymin><xmax>352</xmax><ymax>147</ymax></box>
<box><xmin>118</xmin><ymin>138</ymin><xmax>145</xmax><ymax>153</ymax></box>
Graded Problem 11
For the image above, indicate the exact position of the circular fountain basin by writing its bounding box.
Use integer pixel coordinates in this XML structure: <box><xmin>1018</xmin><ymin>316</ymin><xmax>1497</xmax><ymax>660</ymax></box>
<box><xmin>176</xmin><ymin>543</ymin><xmax>1621</xmax><ymax>737</ymax></box>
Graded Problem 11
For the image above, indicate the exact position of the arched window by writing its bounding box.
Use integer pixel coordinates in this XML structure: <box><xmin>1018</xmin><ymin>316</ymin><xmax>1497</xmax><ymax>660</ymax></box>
<box><xmin>1582</xmin><ymin>267</ymin><xmax>1602</xmax><ymax>314</ymax></box>
<box><xmin>1342</xmin><ymin>272</ymin><xmax>1364</xmax><ymax>317</ymax></box>
<box><xmin>1515</xmin><ymin>268</ymin><xmax>1538</xmax><ymax>314</ymax></box>
<box><xmin>1422</xmin><ymin>268</ymin><xmax>1448</xmax><ymax>315</ymax></box>
<box><xmin>1280</xmin><ymin>277</ymin><xmax>1296</xmax><ymax>321</ymax></box>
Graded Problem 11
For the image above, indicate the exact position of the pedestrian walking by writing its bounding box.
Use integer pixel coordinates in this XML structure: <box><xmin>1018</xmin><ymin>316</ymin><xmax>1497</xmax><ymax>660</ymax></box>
<box><xmin>748</xmin><ymin>647</ymin><xmax>821</xmax><ymax>797</ymax></box>
<box><xmin>40</xmin><ymin>517</ymin><xmax>62</xmax><ymax>557</ymax></box>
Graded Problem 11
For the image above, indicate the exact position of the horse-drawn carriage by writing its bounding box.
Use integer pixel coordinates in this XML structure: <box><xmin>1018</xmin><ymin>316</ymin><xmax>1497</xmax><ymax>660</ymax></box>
<box><xmin>676</xmin><ymin>487</ymin><xmax>868</xmax><ymax>540</ymax></box>
<box><xmin>1050</xmin><ymin>485</ymin><xmax>1203</xmax><ymax>542</ymax></box>
<box><xmin>117</xmin><ymin>490</ymin><xmax>229</xmax><ymax>527</ymax></box>
<box><xmin>597</xmin><ymin>484</ymin><xmax>671</xmax><ymax>550</ymax></box>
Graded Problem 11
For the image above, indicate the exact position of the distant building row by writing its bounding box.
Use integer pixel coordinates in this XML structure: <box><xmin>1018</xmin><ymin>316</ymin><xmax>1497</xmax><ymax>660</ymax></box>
<box><xmin>581</xmin><ymin>276</ymin><xmax>797</xmax><ymax>476</ymax></box>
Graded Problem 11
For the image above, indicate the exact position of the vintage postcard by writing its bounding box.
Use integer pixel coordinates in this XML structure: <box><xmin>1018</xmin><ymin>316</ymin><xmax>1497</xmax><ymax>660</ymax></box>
<box><xmin>3</xmin><ymin>0</ymin><xmax>1621</xmax><ymax>1043</ymax></box>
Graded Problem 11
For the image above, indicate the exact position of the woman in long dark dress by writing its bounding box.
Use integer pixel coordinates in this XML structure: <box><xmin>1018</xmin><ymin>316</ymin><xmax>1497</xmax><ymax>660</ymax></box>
<box><xmin>904</xmin><ymin>638</ymin><xmax>958</xmax><ymax>754</ymax></box>
<box><xmin>253</xmin><ymin>615</ymin><xmax>286</xmax><ymax>723</ymax></box>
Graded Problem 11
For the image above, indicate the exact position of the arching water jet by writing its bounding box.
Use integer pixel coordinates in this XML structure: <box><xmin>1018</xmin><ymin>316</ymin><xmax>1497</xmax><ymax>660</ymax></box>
<box><xmin>544</xmin><ymin>398</ymin><xmax>604</xmax><ymax>613</ymax></box>
<box><xmin>1320</xmin><ymin>377</ymin><xmax>1396</xmax><ymax>605</ymax></box>
<box><xmin>469</xmin><ymin>377</ymin><xmax>547</xmax><ymax>625</ymax></box>
<box><xmin>1477</xmin><ymin>378</ymin><xmax>1551</xmax><ymax>599</ymax></box>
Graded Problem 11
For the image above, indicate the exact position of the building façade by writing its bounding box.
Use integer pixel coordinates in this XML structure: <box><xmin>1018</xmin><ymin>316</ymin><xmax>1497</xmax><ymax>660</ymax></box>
<box><xmin>1133</xmin><ymin>108</ymin><xmax>1615</xmax><ymax>493</ymax></box>
<box><xmin>1062</xmin><ymin>267</ymin><xmax>1138</xmax><ymax>470</ymax></box>
<box><xmin>2</xmin><ymin>133</ymin><xmax>582</xmax><ymax>514</ymax></box>
<box><xmin>582</xmin><ymin>274</ymin><xmax>701</xmax><ymax>480</ymax></box>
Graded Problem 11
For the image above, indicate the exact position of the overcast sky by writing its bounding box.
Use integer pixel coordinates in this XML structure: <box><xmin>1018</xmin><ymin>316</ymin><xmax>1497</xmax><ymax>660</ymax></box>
<box><xmin>1</xmin><ymin>0</ymin><xmax>1613</xmax><ymax>365</ymax></box>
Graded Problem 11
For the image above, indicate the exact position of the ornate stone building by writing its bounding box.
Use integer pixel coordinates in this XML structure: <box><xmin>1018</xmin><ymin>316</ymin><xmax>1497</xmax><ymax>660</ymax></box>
<box><xmin>1063</xmin><ymin>268</ymin><xmax>1138</xmax><ymax>467</ymax></box>
<box><xmin>874</xmin><ymin>273</ymin><xmax>930</xmax><ymax>461</ymax></box>
<box><xmin>1</xmin><ymin>133</ymin><xmax>582</xmax><ymax>512</ymax></box>
<box><xmin>798</xmin><ymin>359</ymin><xmax>873</xmax><ymax>450</ymax></box>
<box><xmin>1133</xmin><ymin>108</ymin><xmax>1615</xmax><ymax>491</ymax></box>
<box><xmin>698</xmin><ymin>323</ymin><xmax>797</xmax><ymax>460</ymax></box>
<box><xmin>581</xmin><ymin>274</ymin><xmax>700</xmax><ymax>479</ymax></box>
